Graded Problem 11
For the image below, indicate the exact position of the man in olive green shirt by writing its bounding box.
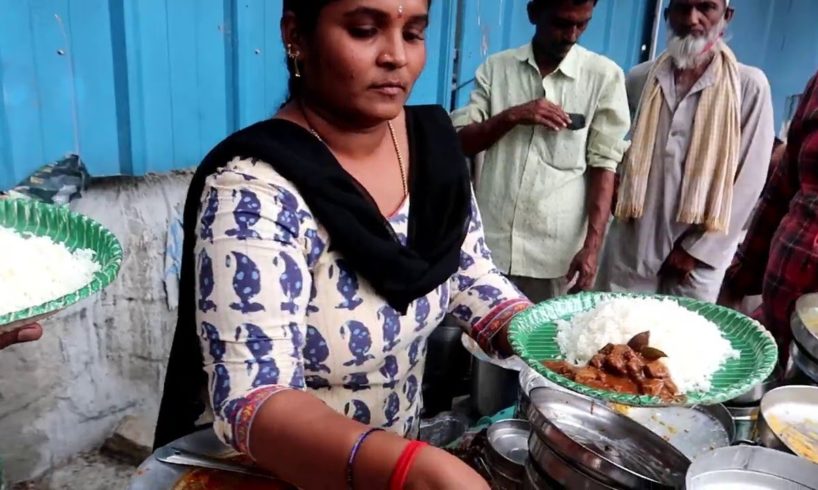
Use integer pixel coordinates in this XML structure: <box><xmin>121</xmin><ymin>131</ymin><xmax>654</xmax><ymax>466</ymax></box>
<box><xmin>452</xmin><ymin>0</ymin><xmax>630</xmax><ymax>301</ymax></box>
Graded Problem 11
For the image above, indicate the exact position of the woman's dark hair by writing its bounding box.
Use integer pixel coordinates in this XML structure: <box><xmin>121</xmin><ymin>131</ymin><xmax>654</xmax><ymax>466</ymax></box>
<box><xmin>281</xmin><ymin>0</ymin><xmax>431</xmax><ymax>101</ymax></box>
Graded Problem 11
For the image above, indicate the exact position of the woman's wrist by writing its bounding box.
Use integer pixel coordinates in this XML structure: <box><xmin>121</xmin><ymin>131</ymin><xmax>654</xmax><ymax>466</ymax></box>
<box><xmin>350</xmin><ymin>430</ymin><xmax>410</xmax><ymax>489</ymax></box>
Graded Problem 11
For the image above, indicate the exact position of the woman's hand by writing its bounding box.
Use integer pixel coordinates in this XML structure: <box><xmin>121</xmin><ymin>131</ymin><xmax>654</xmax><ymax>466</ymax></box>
<box><xmin>405</xmin><ymin>446</ymin><xmax>490</xmax><ymax>490</ymax></box>
<box><xmin>0</xmin><ymin>323</ymin><xmax>43</xmax><ymax>350</ymax></box>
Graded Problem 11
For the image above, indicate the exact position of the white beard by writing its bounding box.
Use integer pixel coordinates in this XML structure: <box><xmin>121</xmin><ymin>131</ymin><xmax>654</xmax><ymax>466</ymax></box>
<box><xmin>666</xmin><ymin>18</ymin><xmax>726</xmax><ymax>69</ymax></box>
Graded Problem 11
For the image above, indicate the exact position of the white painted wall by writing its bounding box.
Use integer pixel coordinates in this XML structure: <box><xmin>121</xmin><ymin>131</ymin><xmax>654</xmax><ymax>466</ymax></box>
<box><xmin>0</xmin><ymin>172</ymin><xmax>192</xmax><ymax>483</ymax></box>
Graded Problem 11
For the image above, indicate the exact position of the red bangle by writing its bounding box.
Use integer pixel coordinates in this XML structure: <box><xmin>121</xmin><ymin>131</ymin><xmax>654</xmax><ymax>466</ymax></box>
<box><xmin>388</xmin><ymin>441</ymin><xmax>427</xmax><ymax>490</ymax></box>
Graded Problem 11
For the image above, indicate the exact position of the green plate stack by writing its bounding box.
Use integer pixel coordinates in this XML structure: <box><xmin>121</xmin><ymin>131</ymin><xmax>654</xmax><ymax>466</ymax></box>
<box><xmin>0</xmin><ymin>198</ymin><xmax>123</xmax><ymax>332</ymax></box>
<box><xmin>509</xmin><ymin>292</ymin><xmax>779</xmax><ymax>406</ymax></box>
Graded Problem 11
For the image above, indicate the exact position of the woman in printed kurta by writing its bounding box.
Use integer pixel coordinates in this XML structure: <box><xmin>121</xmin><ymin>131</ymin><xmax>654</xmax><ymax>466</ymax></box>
<box><xmin>155</xmin><ymin>2</ymin><xmax>532</xmax><ymax>488</ymax></box>
<box><xmin>197</xmin><ymin>158</ymin><xmax>528</xmax><ymax>449</ymax></box>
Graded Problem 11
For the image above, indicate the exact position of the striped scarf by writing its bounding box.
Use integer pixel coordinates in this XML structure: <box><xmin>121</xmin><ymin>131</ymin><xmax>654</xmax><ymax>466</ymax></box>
<box><xmin>615</xmin><ymin>41</ymin><xmax>742</xmax><ymax>233</ymax></box>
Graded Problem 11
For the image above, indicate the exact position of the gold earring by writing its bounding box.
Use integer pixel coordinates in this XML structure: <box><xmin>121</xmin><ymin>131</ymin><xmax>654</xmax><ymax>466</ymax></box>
<box><xmin>287</xmin><ymin>43</ymin><xmax>302</xmax><ymax>78</ymax></box>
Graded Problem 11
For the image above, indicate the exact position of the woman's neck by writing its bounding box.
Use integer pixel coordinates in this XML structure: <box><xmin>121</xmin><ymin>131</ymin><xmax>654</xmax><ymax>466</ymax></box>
<box><xmin>282</xmin><ymin>99</ymin><xmax>392</xmax><ymax>159</ymax></box>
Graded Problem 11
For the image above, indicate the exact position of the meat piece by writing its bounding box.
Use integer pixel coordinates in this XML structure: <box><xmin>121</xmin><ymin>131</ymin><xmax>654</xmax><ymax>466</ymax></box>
<box><xmin>639</xmin><ymin>378</ymin><xmax>665</xmax><ymax>396</ymax></box>
<box><xmin>599</xmin><ymin>343</ymin><xmax>616</xmax><ymax>355</ymax></box>
<box><xmin>663</xmin><ymin>377</ymin><xmax>679</xmax><ymax>396</ymax></box>
<box><xmin>544</xmin><ymin>361</ymin><xmax>578</xmax><ymax>380</ymax></box>
<box><xmin>644</xmin><ymin>361</ymin><xmax>670</xmax><ymax>379</ymax></box>
<box><xmin>626</xmin><ymin>357</ymin><xmax>646</xmax><ymax>379</ymax></box>
<box><xmin>575</xmin><ymin>367</ymin><xmax>602</xmax><ymax>385</ymax></box>
<box><xmin>604</xmin><ymin>345</ymin><xmax>631</xmax><ymax>375</ymax></box>
<box><xmin>589</xmin><ymin>354</ymin><xmax>606</xmax><ymax>369</ymax></box>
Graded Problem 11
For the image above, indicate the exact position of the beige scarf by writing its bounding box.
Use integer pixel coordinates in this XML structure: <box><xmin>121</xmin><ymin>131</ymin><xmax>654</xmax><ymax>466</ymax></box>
<box><xmin>615</xmin><ymin>41</ymin><xmax>742</xmax><ymax>233</ymax></box>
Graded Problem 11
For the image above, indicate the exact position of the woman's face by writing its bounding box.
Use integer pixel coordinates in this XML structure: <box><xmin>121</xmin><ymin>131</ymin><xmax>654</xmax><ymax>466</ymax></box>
<box><xmin>294</xmin><ymin>0</ymin><xmax>429</xmax><ymax>125</ymax></box>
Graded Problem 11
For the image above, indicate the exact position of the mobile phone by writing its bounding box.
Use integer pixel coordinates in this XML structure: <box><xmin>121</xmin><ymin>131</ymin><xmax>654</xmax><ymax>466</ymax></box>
<box><xmin>567</xmin><ymin>113</ymin><xmax>586</xmax><ymax>131</ymax></box>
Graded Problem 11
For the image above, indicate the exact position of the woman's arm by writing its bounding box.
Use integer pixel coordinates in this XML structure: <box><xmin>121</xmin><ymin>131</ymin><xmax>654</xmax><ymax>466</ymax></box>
<box><xmin>447</xmin><ymin>193</ymin><xmax>532</xmax><ymax>357</ymax></box>
<box><xmin>249</xmin><ymin>390</ymin><xmax>486</xmax><ymax>489</ymax></box>
<box><xmin>198</xmin><ymin>162</ymin><xmax>486</xmax><ymax>489</ymax></box>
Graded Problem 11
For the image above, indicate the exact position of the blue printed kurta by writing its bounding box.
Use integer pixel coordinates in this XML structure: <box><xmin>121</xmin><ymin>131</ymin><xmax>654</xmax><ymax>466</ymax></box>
<box><xmin>195</xmin><ymin>158</ymin><xmax>529</xmax><ymax>454</ymax></box>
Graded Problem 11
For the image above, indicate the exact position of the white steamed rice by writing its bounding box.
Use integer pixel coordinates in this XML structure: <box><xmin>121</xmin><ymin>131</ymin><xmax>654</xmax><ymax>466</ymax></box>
<box><xmin>0</xmin><ymin>225</ymin><xmax>100</xmax><ymax>317</ymax></box>
<box><xmin>556</xmin><ymin>297</ymin><xmax>740</xmax><ymax>393</ymax></box>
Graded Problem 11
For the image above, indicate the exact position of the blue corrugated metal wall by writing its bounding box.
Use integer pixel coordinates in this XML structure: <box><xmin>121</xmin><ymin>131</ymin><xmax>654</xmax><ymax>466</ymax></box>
<box><xmin>655</xmin><ymin>0</ymin><xmax>818</xmax><ymax>131</ymax></box>
<box><xmin>0</xmin><ymin>0</ymin><xmax>458</xmax><ymax>190</ymax></box>
<box><xmin>4</xmin><ymin>0</ymin><xmax>813</xmax><ymax>190</ymax></box>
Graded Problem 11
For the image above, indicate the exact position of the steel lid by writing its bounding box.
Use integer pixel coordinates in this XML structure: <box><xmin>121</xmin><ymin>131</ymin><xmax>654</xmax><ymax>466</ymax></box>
<box><xmin>686</xmin><ymin>446</ymin><xmax>818</xmax><ymax>489</ymax></box>
<box><xmin>527</xmin><ymin>388</ymin><xmax>690</xmax><ymax>488</ymax></box>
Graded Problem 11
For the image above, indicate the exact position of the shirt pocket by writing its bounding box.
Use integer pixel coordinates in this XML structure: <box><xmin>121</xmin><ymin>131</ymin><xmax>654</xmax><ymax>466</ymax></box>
<box><xmin>534</xmin><ymin>124</ymin><xmax>589</xmax><ymax>172</ymax></box>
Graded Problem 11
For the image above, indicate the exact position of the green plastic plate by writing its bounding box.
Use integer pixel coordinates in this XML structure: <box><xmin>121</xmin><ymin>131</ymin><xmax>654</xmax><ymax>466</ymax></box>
<box><xmin>510</xmin><ymin>292</ymin><xmax>779</xmax><ymax>406</ymax></box>
<box><xmin>0</xmin><ymin>198</ymin><xmax>123</xmax><ymax>332</ymax></box>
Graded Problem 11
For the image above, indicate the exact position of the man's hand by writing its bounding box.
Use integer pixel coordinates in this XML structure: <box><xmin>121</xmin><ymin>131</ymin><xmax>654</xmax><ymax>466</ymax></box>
<box><xmin>504</xmin><ymin>99</ymin><xmax>571</xmax><ymax>131</ymax></box>
<box><xmin>0</xmin><ymin>323</ymin><xmax>43</xmax><ymax>350</ymax></box>
<box><xmin>611</xmin><ymin>174</ymin><xmax>620</xmax><ymax>215</ymax></box>
<box><xmin>567</xmin><ymin>245</ymin><xmax>600</xmax><ymax>294</ymax></box>
<box><xmin>659</xmin><ymin>246</ymin><xmax>700</xmax><ymax>285</ymax></box>
<box><xmin>717</xmin><ymin>286</ymin><xmax>744</xmax><ymax>311</ymax></box>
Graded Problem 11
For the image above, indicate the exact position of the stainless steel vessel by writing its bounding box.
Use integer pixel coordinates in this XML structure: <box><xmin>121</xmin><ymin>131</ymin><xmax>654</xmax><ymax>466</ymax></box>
<box><xmin>526</xmin><ymin>388</ymin><xmax>690</xmax><ymax>488</ymax></box>
<box><xmin>686</xmin><ymin>446</ymin><xmax>818</xmax><ymax>489</ymax></box>
<box><xmin>756</xmin><ymin>385</ymin><xmax>818</xmax><ymax>462</ymax></box>
<box><xmin>485</xmin><ymin>419</ymin><xmax>530</xmax><ymax>489</ymax></box>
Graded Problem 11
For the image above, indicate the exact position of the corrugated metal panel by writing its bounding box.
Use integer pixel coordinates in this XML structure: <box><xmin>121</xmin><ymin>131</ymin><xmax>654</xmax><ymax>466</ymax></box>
<box><xmin>453</xmin><ymin>0</ymin><xmax>654</xmax><ymax>108</ymax></box>
<box><xmin>0</xmin><ymin>0</ymin><xmax>459</xmax><ymax>189</ymax></box>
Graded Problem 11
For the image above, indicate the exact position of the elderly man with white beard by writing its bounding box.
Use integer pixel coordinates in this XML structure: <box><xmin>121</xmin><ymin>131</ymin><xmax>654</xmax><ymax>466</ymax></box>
<box><xmin>596</xmin><ymin>0</ymin><xmax>774</xmax><ymax>302</ymax></box>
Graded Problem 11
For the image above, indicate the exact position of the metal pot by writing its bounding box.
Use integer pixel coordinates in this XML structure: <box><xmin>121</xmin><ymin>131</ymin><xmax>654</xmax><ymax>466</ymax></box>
<box><xmin>725</xmin><ymin>404</ymin><xmax>759</xmax><ymax>444</ymax></box>
<box><xmin>793</xmin><ymin>293</ymin><xmax>818</xmax><ymax>358</ymax></box>
<box><xmin>485</xmin><ymin>419</ymin><xmax>529</xmax><ymax>489</ymax></box>
<box><xmin>523</xmin><ymin>460</ymin><xmax>557</xmax><ymax>490</ymax></box>
<box><xmin>423</xmin><ymin>324</ymin><xmax>470</xmax><ymax>416</ymax></box>
<box><xmin>686</xmin><ymin>446</ymin><xmax>818</xmax><ymax>489</ymax></box>
<box><xmin>727</xmin><ymin>364</ymin><xmax>782</xmax><ymax>406</ymax></box>
<box><xmin>787</xmin><ymin>340</ymin><xmax>818</xmax><ymax>385</ymax></box>
<box><xmin>471</xmin><ymin>357</ymin><xmax>519</xmax><ymax>417</ymax></box>
<box><xmin>527</xmin><ymin>388</ymin><xmax>690</xmax><ymax>488</ymax></box>
<box><xmin>527</xmin><ymin>434</ymin><xmax>617</xmax><ymax>489</ymax></box>
<box><xmin>515</xmin><ymin>367</ymin><xmax>565</xmax><ymax>420</ymax></box>
<box><xmin>756</xmin><ymin>385</ymin><xmax>818</xmax><ymax>463</ymax></box>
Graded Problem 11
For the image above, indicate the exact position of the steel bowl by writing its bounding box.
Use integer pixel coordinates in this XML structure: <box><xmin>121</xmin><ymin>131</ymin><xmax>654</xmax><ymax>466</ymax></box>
<box><xmin>527</xmin><ymin>434</ymin><xmax>617</xmax><ymax>490</ymax></box>
<box><xmin>793</xmin><ymin>294</ymin><xmax>818</xmax><ymax>358</ymax></box>
<box><xmin>790</xmin><ymin>340</ymin><xmax>818</xmax><ymax>384</ymax></box>
<box><xmin>526</xmin><ymin>388</ymin><xmax>690</xmax><ymax>488</ymax></box>
<box><xmin>727</xmin><ymin>364</ymin><xmax>782</xmax><ymax>406</ymax></box>
<box><xmin>784</xmin><ymin>342</ymin><xmax>818</xmax><ymax>386</ymax></box>
<box><xmin>757</xmin><ymin>385</ymin><xmax>818</xmax><ymax>463</ymax></box>
<box><xmin>686</xmin><ymin>445</ymin><xmax>818</xmax><ymax>489</ymax></box>
<box><xmin>485</xmin><ymin>419</ymin><xmax>530</xmax><ymax>487</ymax></box>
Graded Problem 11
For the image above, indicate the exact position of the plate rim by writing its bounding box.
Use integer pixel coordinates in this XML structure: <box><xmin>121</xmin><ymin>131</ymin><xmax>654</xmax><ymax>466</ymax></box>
<box><xmin>0</xmin><ymin>198</ymin><xmax>123</xmax><ymax>329</ymax></box>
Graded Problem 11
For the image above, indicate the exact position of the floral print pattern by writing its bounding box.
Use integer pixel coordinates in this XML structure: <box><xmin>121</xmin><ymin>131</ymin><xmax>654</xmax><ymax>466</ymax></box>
<box><xmin>195</xmin><ymin>158</ymin><xmax>529</xmax><ymax>454</ymax></box>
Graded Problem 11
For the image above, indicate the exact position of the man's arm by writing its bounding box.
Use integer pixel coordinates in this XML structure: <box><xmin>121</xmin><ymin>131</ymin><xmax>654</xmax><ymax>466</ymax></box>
<box><xmin>721</xmin><ymin>73</ymin><xmax>818</xmax><ymax>303</ymax></box>
<box><xmin>568</xmin><ymin>66</ymin><xmax>631</xmax><ymax>291</ymax></box>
